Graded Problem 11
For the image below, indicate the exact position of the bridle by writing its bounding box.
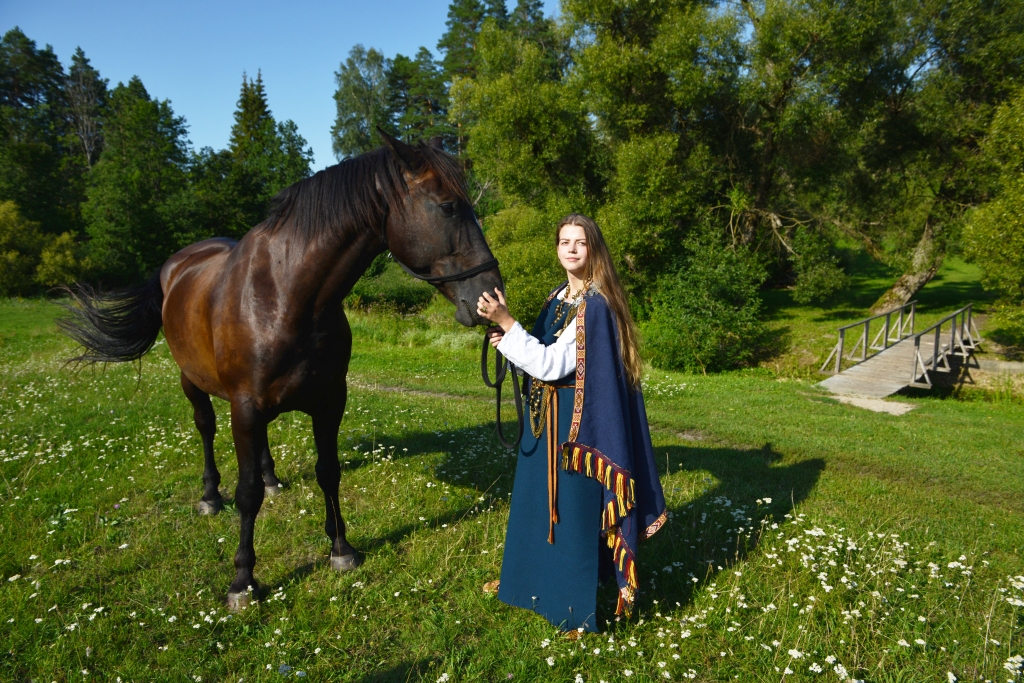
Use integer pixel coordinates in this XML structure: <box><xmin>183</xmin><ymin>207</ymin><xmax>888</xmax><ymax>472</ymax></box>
<box><xmin>393</xmin><ymin>256</ymin><xmax>500</xmax><ymax>284</ymax></box>
<box><xmin>374</xmin><ymin>206</ymin><xmax>500</xmax><ymax>285</ymax></box>
<box><xmin>376</xmin><ymin>218</ymin><xmax>523</xmax><ymax>451</ymax></box>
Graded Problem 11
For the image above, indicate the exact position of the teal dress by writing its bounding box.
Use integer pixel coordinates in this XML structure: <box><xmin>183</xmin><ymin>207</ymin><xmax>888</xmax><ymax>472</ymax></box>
<box><xmin>497</xmin><ymin>297</ymin><xmax>605</xmax><ymax>632</ymax></box>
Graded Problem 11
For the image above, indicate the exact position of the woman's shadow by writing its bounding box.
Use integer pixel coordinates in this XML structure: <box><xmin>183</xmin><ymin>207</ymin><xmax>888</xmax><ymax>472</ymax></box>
<box><xmin>599</xmin><ymin>440</ymin><xmax>824</xmax><ymax>619</ymax></box>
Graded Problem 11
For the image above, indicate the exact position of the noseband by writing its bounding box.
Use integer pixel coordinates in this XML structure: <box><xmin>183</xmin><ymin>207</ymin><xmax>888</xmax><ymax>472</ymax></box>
<box><xmin>394</xmin><ymin>256</ymin><xmax>500</xmax><ymax>284</ymax></box>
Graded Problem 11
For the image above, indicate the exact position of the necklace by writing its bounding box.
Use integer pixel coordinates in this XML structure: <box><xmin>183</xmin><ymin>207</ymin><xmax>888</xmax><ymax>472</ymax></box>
<box><xmin>551</xmin><ymin>279</ymin><xmax>592</xmax><ymax>324</ymax></box>
<box><xmin>529</xmin><ymin>279</ymin><xmax>592</xmax><ymax>437</ymax></box>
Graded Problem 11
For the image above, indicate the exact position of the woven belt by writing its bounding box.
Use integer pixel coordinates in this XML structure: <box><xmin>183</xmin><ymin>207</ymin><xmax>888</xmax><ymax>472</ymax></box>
<box><xmin>533</xmin><ymin>380</ymin><xmax>573</xmax><ymax>544</ymax></box>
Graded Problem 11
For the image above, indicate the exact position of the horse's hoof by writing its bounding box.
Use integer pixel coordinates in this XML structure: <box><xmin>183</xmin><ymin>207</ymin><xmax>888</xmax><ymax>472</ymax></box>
<box><xmin>264</xmin><ymin>484</ymin><xmax>281</xmax><ymax>497</ymax></box>
<box><xmin>226</xmin><ymin>591</ymin><xmax>252</xmax><ymax>611</ymax></box>
<box><xmin>330</xmin><ymin>553</ymin><xmax>363</xmax><ymax>572</ymax></box>
<box><xmin>197</xmin><ymin>499</ymin><xmax>223</xmax><ymax>515</ymax></box>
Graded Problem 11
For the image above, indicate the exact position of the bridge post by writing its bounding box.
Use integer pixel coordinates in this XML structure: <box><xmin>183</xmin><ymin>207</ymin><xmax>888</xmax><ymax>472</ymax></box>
<box><xmin>835</xmin><ymin>329</ymin><xmax>845</xmax><ymax>375</ymax></box>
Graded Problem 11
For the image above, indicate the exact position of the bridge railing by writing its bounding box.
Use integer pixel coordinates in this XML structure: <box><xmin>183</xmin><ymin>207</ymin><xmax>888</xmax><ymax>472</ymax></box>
<box><xmin>908</xmin><ymin>304</ymin><xmax>982</xmax><ymax>388</ymax></box>
<box><xmin>819</xmin><ymin>301</ymin><xmax>917</xmax><ymax>375</ymax></box>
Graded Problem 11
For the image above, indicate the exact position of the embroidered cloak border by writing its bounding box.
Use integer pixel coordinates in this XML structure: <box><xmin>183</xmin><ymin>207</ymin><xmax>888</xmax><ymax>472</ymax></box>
<box><xmin>553</xmin><ymin>288</ymin><xmax>668</xmax><ymax>615</ymax></box>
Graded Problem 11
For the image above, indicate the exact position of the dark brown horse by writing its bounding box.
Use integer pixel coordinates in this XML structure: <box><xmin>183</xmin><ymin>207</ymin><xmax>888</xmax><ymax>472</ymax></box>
<box><xmin>60</xmin><ymin>133</ymin><xmax>502</xmax><ymax>608</ymax></box>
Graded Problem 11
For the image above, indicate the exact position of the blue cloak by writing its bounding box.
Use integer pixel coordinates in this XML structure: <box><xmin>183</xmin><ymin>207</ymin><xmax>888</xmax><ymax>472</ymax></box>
<box><xmin>560</xmin><ymin>288</ymin><xmax>667</xmax><ymax>614</ymax></box>
<box><xmin>497</xmin><ymin>285</ymin><xmax>666</xmax><ymax>627</ymax></box>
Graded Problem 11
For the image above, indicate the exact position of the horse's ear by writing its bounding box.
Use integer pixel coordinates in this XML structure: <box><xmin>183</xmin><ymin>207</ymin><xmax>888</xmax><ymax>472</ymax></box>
<box><xmin>378</xmin><ymin>127</ymin><xmax>422</xmax><ymax>171</ymax></box>
<box><xmin>427</xmin><ymin>136</ymin><xmax>445</xmax><ymax>151</ymax></box>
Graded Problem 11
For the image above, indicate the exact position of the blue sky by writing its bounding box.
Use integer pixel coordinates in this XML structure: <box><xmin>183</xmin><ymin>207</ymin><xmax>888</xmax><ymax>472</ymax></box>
<box><xmin>2</xmin><ymin>0</ymin><xmax>558</xmax><ymax>171</ymax></box>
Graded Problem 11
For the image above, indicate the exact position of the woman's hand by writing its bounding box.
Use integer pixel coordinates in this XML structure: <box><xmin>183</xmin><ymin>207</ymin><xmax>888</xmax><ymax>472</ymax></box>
<box><xmin>477</xmin><ymin>288</ymin><xmax>515</xmax><ymax>332</ymax></box>
<box><xmin>485</xmin><ymin>326</ymin><xmax>504</xmax><ymax>348</ymax></box>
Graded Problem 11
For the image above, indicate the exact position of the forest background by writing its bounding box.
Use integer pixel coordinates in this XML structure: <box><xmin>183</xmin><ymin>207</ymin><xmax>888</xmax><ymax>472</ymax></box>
<box><xmin>2</xmin><ymin>0</ymin><xmax>1024</xmax><ymax>373</ymax></box>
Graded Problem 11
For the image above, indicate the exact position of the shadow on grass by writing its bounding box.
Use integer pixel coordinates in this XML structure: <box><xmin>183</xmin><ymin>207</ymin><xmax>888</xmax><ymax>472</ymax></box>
<box><xmin>618</xmin><ymin>443</ymin><xmax>824</xmax><ymax>620</ymax></box>
<box><xmin>351</xmin><ymin>660</ymin><xmax>434</xmax><ymax>683</ymax></box>
<box><xmin>204</xmin><ymin>423</ymin><xmax>824</xmax><ymax>628</ymax></box>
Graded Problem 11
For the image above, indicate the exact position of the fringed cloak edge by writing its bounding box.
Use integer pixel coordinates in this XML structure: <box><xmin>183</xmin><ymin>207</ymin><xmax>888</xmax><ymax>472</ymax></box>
<box><xmin>558</xmin><ymin>291</ymin><xmax>668</xmax><ymax>616</ymax></box>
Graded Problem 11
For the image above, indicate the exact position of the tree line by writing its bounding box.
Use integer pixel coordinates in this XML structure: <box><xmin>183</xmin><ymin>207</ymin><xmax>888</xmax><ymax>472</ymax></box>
<box><xmin>0</xmin><ymin>28</ymin><xmax>312</xmax><ymax>289</ymax></box>
<box><xmin>3</xmin><ymin>0</ymin><xmax>1024</xmax><ymax>370</ymax></box>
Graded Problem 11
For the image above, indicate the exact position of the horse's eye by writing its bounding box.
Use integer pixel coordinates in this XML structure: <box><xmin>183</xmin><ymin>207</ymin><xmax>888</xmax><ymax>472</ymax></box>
<box><xmin>439</xmin><ymin>202</ymin><xmax>456</xmax><ymax>216</ymax></box>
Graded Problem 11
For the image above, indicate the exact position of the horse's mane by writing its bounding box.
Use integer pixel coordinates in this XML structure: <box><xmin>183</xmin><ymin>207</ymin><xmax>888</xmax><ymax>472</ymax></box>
<box><xmin>260</xmin><ymin>142</ymin><xmax>469</xmax><ymax>245</ymax></box>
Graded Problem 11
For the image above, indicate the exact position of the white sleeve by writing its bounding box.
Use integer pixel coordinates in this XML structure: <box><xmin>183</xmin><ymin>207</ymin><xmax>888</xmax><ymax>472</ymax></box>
<box><xmin>496</xmin><ymin>320</ymin><xmax>577</xmax><ymax>382</ymax></box>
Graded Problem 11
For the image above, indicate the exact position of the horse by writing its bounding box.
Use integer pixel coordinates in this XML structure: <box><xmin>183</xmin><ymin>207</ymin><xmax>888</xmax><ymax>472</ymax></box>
<box><xmin>59</xmin><ymin>132</ymin><xmax>503</xmax><ymax>608</ymax></box>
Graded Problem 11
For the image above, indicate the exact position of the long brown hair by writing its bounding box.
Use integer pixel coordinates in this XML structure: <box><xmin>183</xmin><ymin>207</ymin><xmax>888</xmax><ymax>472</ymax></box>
<box><xmin>557</xmin><ymin>214</ymin><xmax>643</xmax><ymax>387</ymax></box>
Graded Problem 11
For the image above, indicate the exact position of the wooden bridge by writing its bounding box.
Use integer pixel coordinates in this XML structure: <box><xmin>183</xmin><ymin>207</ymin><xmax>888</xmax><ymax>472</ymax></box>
<box><xmin>818</xmin><ymin>302</ymin><xmax>982</xmax><ymax>399</ymax></box>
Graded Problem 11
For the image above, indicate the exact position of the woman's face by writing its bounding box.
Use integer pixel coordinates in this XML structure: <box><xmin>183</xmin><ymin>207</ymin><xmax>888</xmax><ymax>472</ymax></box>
<box><xmin>557</xmin><ymin>224</ymin><xmax>589</xmax><ymax>279</ymax></box>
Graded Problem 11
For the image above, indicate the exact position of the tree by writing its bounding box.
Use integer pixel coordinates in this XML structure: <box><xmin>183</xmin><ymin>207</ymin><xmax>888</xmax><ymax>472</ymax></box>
<box><xmin>437</xmin><ymin>0</ymin><xmax>509</xmax><ymax>81</ymax></box>
<box><xmin>0</xmin><ymin>199</ymin><xmax>45</xmax><ymax>295</ymax></box>
<box><xmin>509</xmin><ymin>0</ymin><xmax>557</xmax><ymax>66</ymax></box>
<box><xmin>388</xmin><ymin>48</ymin><xmax>454</xmax><ymax>146</ymax></box>
<box><xmin>860</xmin><ymin>0</ymin><xmax>1024</xmax><ymax>312</ymax></box>
<box><xmin>964</xmin><ymin>87</ymin><xmax>1024</xmax><ymax>307</ymax></box>
<box><xmin>0</xmin><ymin>27</ymin><xmax>80</xmax><ymax>235</ymax></box>
<box><xmin>174</xmin><ymin>72</ymin><xmax>313</xmax><ymax>243</ymax></box>
<box><xmin>450</xmin><ymin>22</ymin><xmax>604</xmax><ymax>317</ymax></box>
<box><xmin>83</xmin><ymin>77</ymin><xmax>188</xmax><ymax>283</ymax></box>
<box><xmin>229</xmin><ymin>70</ymin><xmax>314</xmax><ymax>187</ymax></box>
<box><xmin>229</xmin><ymin>71</ymin><xmax>277</xmax><ymax>168</ymax></box>
<box><xmin>66</xmin><ymin>47</ymin><xmax>107</xmax><ymax>169</ymax></box>
<box><xmin>332</xmin><ymin>45</ymin><xmax>391</xmax><ymax>159</ymax></box>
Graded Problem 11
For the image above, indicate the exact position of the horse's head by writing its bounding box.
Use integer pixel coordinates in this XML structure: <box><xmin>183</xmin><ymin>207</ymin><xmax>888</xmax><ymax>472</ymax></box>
<box><xmin>380</xmin><ymin>131</ymin><xmax>503</xmax><ymax>327</ymax></box>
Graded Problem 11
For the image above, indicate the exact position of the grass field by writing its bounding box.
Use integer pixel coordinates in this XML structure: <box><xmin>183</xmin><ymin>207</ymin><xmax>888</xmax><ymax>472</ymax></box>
<box><xmin>1</xmin><ymin>264</ymin><xmax>1023</xmax><ymax>682</ymax></box>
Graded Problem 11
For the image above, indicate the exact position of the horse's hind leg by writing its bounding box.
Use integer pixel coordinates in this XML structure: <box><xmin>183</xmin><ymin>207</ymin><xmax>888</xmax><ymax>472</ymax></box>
<box><xmin>313</xmin><ymin>394</ymin><xmax>361</xmax><ymax>571</ymax></box>
<box><xmin>261</xmin><ymin>443</ymin><xmax>282</xmax><ymax>497</ymax></box>
<box><xmin>226</xmin><ymin>399</ymin><xmax>268</xmax><ymax>610</ymax></box>
<box><xmin>181</xmin><ymin>373</ymin><xmax>222</xmax><ymax>515</ymax></box>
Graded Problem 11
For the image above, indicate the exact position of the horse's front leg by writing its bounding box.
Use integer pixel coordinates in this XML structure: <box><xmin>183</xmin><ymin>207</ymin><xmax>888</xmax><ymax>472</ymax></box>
<box><xmin>313</xmin><ymin>394</ymin><xmax>361</xmax><ymax>571</ymax></box>
<box><xmin>226</xmin><ymin>399</ymin><xmax>268</xmax><ymax>610</ymax></box>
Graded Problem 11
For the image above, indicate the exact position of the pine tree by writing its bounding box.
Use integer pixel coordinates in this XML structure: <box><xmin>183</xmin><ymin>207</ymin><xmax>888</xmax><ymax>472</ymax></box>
<box><xmin>437</xmin><ymin>0</ymin><xmax>508</xmax><ymax>81</ymax></box>
<box><xmin>83</xmin><ymin>76</ymin><xmax>188</xmax><ymax>283</ymax></box>
<box><xmin>0</xmin><ymin>27</ymin><xmax>79</xmax><ymax>235</ymax></box>
<box><xmin>509</xmin><ymin>0</ymin><xmax>556</xmax><ymax>64</ymax></box>
<box><xmin>180</xmin><ymin>71</ymin><xmax>312</xmax><ymax>241</ymax></box>
<box><xmin>229</xmin><ymin>71</ymin><xmax>277</xmax><ymax>171</ymax></box>
<box><xmin>389</xmin><ymin>48</ymin><xmax>453</xmax><ymax>146</ymax></box>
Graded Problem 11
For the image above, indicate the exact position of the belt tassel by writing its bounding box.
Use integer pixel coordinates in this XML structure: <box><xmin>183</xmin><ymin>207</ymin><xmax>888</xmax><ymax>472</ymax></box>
<box><xmin>546</xmin><ymin>388</ymin><xmax>559</xmax><ymax>544</ymax></box>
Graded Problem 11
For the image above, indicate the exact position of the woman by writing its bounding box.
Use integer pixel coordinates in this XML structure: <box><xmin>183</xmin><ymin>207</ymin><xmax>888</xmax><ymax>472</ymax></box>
<box><xmin>476</xmin><ymin>214</ymin><xmax>666</xmax><ymax>632</ymax></box>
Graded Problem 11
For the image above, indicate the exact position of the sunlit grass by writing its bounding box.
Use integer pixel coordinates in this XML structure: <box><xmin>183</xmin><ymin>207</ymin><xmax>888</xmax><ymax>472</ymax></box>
<box><xmin>1</xmin><ymin>296</ymin><xmax>1022</xmax><ymax>682</ymax></box>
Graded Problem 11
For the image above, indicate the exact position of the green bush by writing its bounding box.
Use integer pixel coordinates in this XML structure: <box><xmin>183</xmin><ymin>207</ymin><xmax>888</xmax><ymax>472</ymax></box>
<box><xmin>642</xmin><ymin>238</ymin><xmax>767</xmax><ymax>373</ymax></box>
<box><xmin>0</xmin><ymin>200</ymin><xmax>46</xmax><ymax>296</ymax></box>
<box><xmin>964</xmin><ymin>174</ymin><xmax>1024</xmax><ymax>306</ymax></box>
<box><xmin>986</xmin><ymin>305</ymin><xmax>1024</xmax><ymax>360</ymax></box>
<box><xmin>790</xmin><ymin>226</ymin><xmax>850</xmax><ymax>304</ymax></box>
<box><xmin>36</xmin><ymin>231</ymin><xmax>87</xmax><ymax>288</ymax></box>
<box><xmin>345</xmin><ymin>259</ymin><xmax>435</xmax><ymax>312</ymax></box>
<box><xmin>964</xmin><ymin>87</ymin><xmax>1024</xmax><ymax>306</ymax></box>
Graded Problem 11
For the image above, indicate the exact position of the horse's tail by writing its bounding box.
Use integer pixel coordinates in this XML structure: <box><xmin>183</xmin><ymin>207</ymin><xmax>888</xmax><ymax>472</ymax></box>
<box><xmin>58</xmin><ymin>273</ymin><xmax>165</xmax><ymax>364</ymax></box>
